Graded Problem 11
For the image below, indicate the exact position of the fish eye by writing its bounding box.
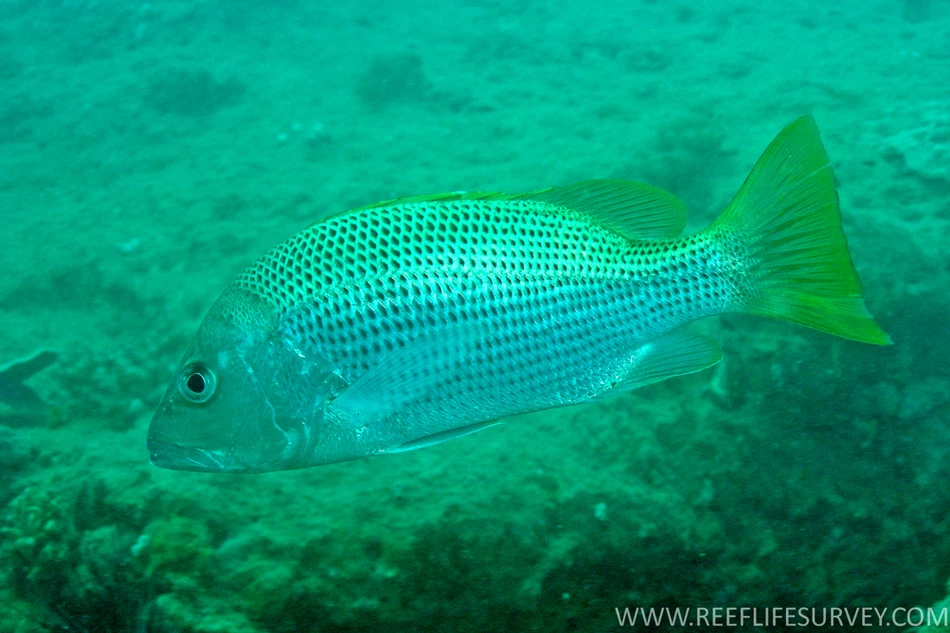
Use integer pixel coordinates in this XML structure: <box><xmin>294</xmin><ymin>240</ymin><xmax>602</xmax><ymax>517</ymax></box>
<box><xmin>178</xmin><ymin>362</ymin><xmax>217</xmax><ymax>404</ymax></box>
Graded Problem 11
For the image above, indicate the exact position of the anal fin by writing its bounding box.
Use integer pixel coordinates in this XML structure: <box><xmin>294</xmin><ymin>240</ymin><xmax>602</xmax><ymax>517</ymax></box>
<box><xmin>596</xmin><ymin>330</ymin><xmax>722</xmax><ymax>399</ymax></box>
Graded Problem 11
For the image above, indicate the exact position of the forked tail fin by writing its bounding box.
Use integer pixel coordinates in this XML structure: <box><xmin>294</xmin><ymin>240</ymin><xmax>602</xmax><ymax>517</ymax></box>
<box><xmin>711</xmin><ymin>116</ymin><xmax>891</xmax><ymax>345</ymax></box>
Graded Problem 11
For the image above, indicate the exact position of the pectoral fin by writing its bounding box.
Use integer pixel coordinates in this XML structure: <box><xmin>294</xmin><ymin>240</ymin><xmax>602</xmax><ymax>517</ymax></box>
<box><xmin>596</xmin><ymin>330</ymin><xmax>722</xmax><ymax>400</ymax></box>
<box><xmin>330</xmin><ymin>325</ymin><xmax>491</xmax><ymax>425</ymax></box>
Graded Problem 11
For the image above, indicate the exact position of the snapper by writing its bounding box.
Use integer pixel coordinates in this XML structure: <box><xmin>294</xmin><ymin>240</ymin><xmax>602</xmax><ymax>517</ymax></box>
<box><xmin>148</xmin><ymin>117</ymin><xmax>890</xmax><ymax>473</ymax></box>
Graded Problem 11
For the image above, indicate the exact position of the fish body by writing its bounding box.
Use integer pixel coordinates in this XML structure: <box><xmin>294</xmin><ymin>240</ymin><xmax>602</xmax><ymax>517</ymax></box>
<box><xmin>148</xmin><ymin>117</ymin><xmax>889</xmax><ymax>473</ymax></box>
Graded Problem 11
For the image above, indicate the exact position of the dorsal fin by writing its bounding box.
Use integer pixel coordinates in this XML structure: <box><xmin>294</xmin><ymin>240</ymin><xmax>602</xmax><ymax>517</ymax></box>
<box><xmin>350</xmin><ymin>191</ymin><xmax>504</xmax><ymax>213</ymax></box>
<box><xmin>340</xmin><ymin>180</ymin><xmax>688</xmax><ymax>240</ymax></box>
<box><xmin>309</xmin><ymin>191</ymin><xmax>505</xmax><ymax>228</ymax></box>
<box><xmin>514</xmin><ymin>180</ymin><xmax>687</xmax><ymax>240</ymax></box>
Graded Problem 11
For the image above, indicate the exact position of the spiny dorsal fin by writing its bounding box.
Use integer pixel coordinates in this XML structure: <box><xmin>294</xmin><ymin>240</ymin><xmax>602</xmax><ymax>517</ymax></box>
<box><xmin>344</xmin><ymin>180</ymin><xmax>687</xmax><ymax>240</ymax></box>
<box><xmin>513</xmin><ymin>180</ymin><xmax>688</xmax><ymax>240</ymax></box>
<box><xmin>349</xmin><ymin>191</ymin><xmax>504</xmax><ymax>214</ymax></box>
<box><xmin>310</xmin><ymin>191</ymin><xmax>504</xmax><ymax>228</ymax></box>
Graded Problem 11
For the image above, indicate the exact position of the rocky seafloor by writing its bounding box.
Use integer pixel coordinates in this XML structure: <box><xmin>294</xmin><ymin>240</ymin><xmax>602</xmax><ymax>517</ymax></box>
<box><xmin>2</xmin><ymin>1</ymin><xmax>950</xmax><ymax>632</ymax></box>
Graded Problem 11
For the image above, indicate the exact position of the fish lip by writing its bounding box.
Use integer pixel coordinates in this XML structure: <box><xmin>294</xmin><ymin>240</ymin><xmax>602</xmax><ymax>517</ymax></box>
<box><xmin>147</xmin><ymin>439</ymin><xmax>227</xmax><ymax>472</ymax></box>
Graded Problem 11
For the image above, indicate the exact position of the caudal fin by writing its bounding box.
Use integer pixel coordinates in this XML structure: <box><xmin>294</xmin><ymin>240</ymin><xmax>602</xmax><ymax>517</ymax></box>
<box><xmin>711</xmin><ymin>117</ymin><xmax>891</xmax><ymax>345</ymax></box>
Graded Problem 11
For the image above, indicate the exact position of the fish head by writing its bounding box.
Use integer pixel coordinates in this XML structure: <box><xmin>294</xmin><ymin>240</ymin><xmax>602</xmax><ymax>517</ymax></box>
<box><xmin>148</xmin><ymin>289</ymin><xmax>332</xmax><ymax>473</ymax></box>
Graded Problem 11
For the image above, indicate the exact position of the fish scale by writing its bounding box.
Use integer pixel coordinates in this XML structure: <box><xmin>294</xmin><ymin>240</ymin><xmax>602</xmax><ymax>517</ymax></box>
<box><xmin>148</xmin><ymin>117</ymin><xmax>891</xmax><ymax>472</ymax></box>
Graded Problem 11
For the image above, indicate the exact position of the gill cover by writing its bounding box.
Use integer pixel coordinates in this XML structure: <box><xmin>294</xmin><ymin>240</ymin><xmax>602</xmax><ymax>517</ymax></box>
<box><xmin>235</xmin><ymin>333</ymin><xmax>338</xmax><ymax>469</ymax></box>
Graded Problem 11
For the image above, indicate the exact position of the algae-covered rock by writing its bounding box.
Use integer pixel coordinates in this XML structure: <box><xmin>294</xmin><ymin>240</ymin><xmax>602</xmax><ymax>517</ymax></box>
<box><xmin>0</xmin><ymin>481</ymin><xmax>157</xmax><ymax>631</ymax></box>
<box><xmin>151</xmin><ymin>591</ymin><xmax>264</xmax><ymax>633</ymax></box>
<box><xmin>0</xmin><ymin>479</ymin><xmax>227</xmax><ymax>632</ymax></box>
<box><xmin>0</xmin><ymin>486</ymin><xmax>77</xmax><ymax>589</ymax></box>
<box><xmin>142</xmin><ymin>515</ymin><xmax>215</xmax><ymax>581</ymax></box>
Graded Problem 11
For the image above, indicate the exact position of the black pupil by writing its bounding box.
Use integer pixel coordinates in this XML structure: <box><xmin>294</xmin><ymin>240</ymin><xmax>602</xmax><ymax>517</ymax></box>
<box><xmin>186</xmin><ymin>373</ymin><xmax>206</xmax><ymax>394</ymax></box>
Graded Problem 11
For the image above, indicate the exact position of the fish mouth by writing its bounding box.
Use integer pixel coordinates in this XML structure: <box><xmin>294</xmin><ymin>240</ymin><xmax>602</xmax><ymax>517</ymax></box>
<box><xmin>147</xmin><ymin>439</ymin><xmax>227</xmax><ymax>472</ymax></box>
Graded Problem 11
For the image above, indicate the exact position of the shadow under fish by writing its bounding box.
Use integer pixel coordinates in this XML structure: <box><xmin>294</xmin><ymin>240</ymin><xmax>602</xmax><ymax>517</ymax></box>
<box><xmin>0</xmin><ymin>350</ymin><xmax>58</xmax><ymax>425</ymax></box>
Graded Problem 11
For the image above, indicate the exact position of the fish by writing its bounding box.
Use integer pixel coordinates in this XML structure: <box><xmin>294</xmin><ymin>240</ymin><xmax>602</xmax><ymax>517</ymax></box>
<box><xmin>148</xmin><ymin>116</ymin><xmax>890</xmax><ymax>473</ymax></box>
<box><xmin>0</xmin><ymin>350</ymin><xmax>58</xmax><ymax>412</ymax></box>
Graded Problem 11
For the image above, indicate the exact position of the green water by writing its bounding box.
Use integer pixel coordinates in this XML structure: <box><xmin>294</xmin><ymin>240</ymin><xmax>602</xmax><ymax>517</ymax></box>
<box><xmin>0</xmin><ymin>1</ymin><xmax>948</xmax><ymax>631</ymax></box>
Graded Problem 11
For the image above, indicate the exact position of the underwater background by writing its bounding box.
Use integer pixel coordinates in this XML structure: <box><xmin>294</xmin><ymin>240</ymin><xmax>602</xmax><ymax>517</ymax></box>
<box><xmin>1</xmin><ymin>0</ymin><xmax>949</xmax><ymax>631</ymax></box>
